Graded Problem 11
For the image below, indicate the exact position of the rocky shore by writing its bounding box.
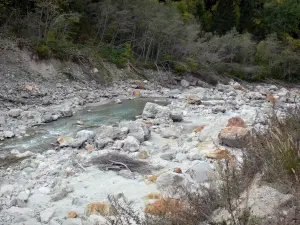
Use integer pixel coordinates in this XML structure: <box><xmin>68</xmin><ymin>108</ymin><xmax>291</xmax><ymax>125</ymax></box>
<box><xmin>1</xmin><ymin>76</ymin><xmax>299</xmax><ymax>225</ymax></box>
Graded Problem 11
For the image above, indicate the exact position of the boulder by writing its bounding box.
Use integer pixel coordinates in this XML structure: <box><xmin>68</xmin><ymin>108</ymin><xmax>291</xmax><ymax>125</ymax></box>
<box><xmin>227</xmin><ymin>117</ymin><xmax>247</xmax><ymax>128</ymax></box>
<box><xmin>181</xmin><ymin>79</ymin><xmax>190</xmax><ymax>88</ymax></box>
<box><xmin>4</xmin><ymin>130</ymin><xmax>15</xmax><ymax>138</ymax></box>
<box><xmin>160</xmin><ymin>127</ymin><xmax>180</xmax><ymax>139</ymax></box>
<box><xmin>16</xmin><ymin>190</ymin><xmax>30</xmax><ymax>207</ymax></box>
<box><xmin>40</xmin><ymin>208</ymin><xmax>55</xmax><ymax>223</ymax></box>
<box><xmin>156</xmin><ymin>172</ymin><xmax>185</xmax><ymax>190</ymax></box>
<box><xmin>219</xmin><ymin>127</ymin><xmax>250</xmax><ymax>148</ymax></box>
<box><xmin>187</xmin><ymin>161</ymin><xmax>212</xmax><ymax>183</ymax></box>
<box><xmin>122</xmin><ymin>136</ymin><xmax>140</xmax><ymax>152</ymax></box>
<box><xmin>0</xmin><ymin>184</ymin><xmax>14</xmax><ymax>196</ymax></box>
<box><xmin>170</xmin><ymin>111</ymin><xmax>183</xmax><ymax>122</ymax></box>
<box><xmin>60</xmin><ymin>105</ymin><xmax>73</xmax><ymax>117</ymax></box>
<box><xmin>119</xmin><ymin>121</ymin><xmax>150</xmax><ymax>142</ymax></box>
<box><xmin>142</xmin><ymin>102</ymin><xmax>170</xmax><ymax>120</ymax></box>
<box><xmin>0</xmin><ymin>115</ymin><xmax>5</xmax><ymax>125</ymax></box>
<box><xmin>76</xmin><ymin>130</ymin><xmax>95</xmax><ymax>141</ymax></box>
<box><xmin>95</xmin><ymin>137</ymin><xmax>114</xmax><ymax>149</ymax></box>
<box><xmin>8</xmin><ymin>108</ymin><xmax>22</xmax><ymax>118</ymax></box>
<box><xmin>96</xmin><ymin>125</ymin><xmax>128</xmax><ymax>140</ymax></box>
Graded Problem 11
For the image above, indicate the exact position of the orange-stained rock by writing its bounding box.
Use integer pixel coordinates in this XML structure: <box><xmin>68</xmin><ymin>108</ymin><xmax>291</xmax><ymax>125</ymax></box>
<box><xmin>86</xmin><ymin>144</ymin><xmax>94</xmax><ymax>152</ymax></box>
<box><xmin>144</xmin><ymin>198</ymin><xmax>183</xmax><ymax>216</ymax></box>
<box><xmin>219</xmin><ymin>127</ymin><xmax>250</xmax><ymax>148</ymax></box>
<box><xmin>23</xmin><ymin>84</ymin><xmax>39</xmax><ymax>92</ymax></box>
<box><xmin>56</xmin><ymin>136</ymin><xmax>73</xmax><ymax>144</ymax></box>
<box><xmin>266</xmin><ymin>93</ymin><xmax>276</xmax><ymax>105</ymax></box>
<box><xmin>133</xmin><ymin>90</ymin><xmax>141</xmax><ymax>97</ymax></box>
<box><xmin>85</xmin><ymin>202</ymin><xmax>116</xmax><ymax>216</ymax></box>
<box><xmin>144</xmin><ymin>193</ymin><xmax>161</xmax><ymax>200</ymax></box>
<box><xmin>227</xmin><ymin>117</ymin><xmax>247</xmax><ymax>128</ymax></box>
<box><xmin>187</xmin><ymin>96</ymin><xmax>201</xmax><ymax>105</ymax></box>
<box><xmin>143</xmin><ymin>121</ymin><xmax>153</xmax><ymax>127</ymax></box>
<box><xmin>134</xmin><ymin>80</ymin><xmax>146</xmax><ymax>89</ymax></box>
<box><xmin>138</xmin><ymin>151</ymin><xmax>149</xmax><ymax>159</ymax></box>
<box><xmin>173</xmin><ymin>168</ymin><xmax>182</xmax><ymax>174</ymax></box>
<box><xmin>147</xmin><ymin>171</ymin><xmax>167</xmax><ymax>184</ymax></box>
<box><xmin>205</xmin><ymin>149</ymin><xmax>232</xmax><ymax>160</ymax></box>
<box><xmin>67</xmin><ymin>211</ymin><xmax>77</xmax><ymax>218</ymax></box>
<box><xmin>193</xmin><ymin>125</ymin><xmax>205</xmax><ymax>133</ymax></box>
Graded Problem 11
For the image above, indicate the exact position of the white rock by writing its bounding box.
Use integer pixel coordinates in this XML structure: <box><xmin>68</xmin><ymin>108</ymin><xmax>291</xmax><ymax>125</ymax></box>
<box><xmin>160</xmin><ymin>127</ymin><xmax>179</xmax><ymax>139</ymax></box>
<box><xmin>87</xmin><ymin>215</ymin><xmax>107</xmax><ymax>225</ymax></box>
<box><xmin>46</xmin><ymin>150</ymin><xmax>56</xmax><ymax>155</ymax></box>
<box><xmin>181</xmin><ymin>79</ymin><xmax>190</xmax><ymax>88</ymax></box>
<box><xmin>76</xmin><ymin>130</ymin><xmax>95</xmax><ymax>140</ymax></box>
<box><xmin>17</xmin><ymin>190</ymin><xmax>30</xmax><ymax>207</ymax></box>
<box><xmin>40</xmin><ymin>208</ymin><xmax>55</xmax><ymax>224</ymax></box>
<box><xmin>7</xmin><ymin>207</ymin><xmax>34</xmax><ymax>218</ymax></box>
<box><xmin>0</xmin><ymin>184</ymin><xmax>14</xmax><ymax>196</ymax></box>
<box><xmin>38</xmin><ymin>187</ymin><xmax>51</xmax><ymax>195</ymax></box>
<box><xmin>123</xmin><ymin>136</ymin><xmax>140</xmax><ymax>152</ymax></box>
<box><xmin>160</xmin><ymin>152</ymin><xmax>174</xmax><ymax>161</ymax></box>
<box><xmin>115</xmin><ymin>99</ymin><xmax>122</xmax><ymax>104</ymax></box>
<box><xmin>62</xmin><ymin>218</ymin><xmax>82</xmax><ymax>225</ymax></box>
<box><xmin>16</xmin><ymin>151</ymin><xmax>34</xmax><ymax>158</ymax></box>
<box><xmin>4</xmin><ymin>130</ymin><xmax>15</xmax><ymax>138</ymax></box>
<box><xmin>156</xmin><ymin>172</ymin><xmax>184</xmax><ymax>190</ymax></box>
<box><xmin>8</xmin><ymin>108</ymin><xmax>22</xmax><ymax>118</ymax></box>
<box><xmin>187</xmin><ymin>161</ymin><xmax>212</xmax><ymax>183</ymax></box>
<box><xmin>49</xmin><ymin>219</ymin><xmax>61</xmax><ymax>225</ymax></box>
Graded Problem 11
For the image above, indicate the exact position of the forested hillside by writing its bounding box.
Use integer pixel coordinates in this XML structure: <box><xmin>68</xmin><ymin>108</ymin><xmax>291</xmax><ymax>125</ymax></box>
<box><xmin>1</xmin><ymin>0</ymin><xmax>300</xmax><ymax>82</ymax></box>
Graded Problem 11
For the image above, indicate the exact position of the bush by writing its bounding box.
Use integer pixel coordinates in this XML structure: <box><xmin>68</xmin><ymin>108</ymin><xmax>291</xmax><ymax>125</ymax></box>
<box><xmin>244</xmin><ymin>107</ymin><xmax>300</xmax><ymax>192</ymax></box>
<box><xmin>36</xmin><ymin>43</ymin><xmax>51</xmax><ymax>59</ymax></box>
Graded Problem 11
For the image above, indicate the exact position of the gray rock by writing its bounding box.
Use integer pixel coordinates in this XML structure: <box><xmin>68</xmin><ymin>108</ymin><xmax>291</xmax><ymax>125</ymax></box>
<box><xmin>118</xmin><ymin>170</ymin><xmax>135</xmax><ymax>179</ymax></box>
<box><xmin>95</xmin><ymin>125</ymin><xmax>128</xmax><ymax>140</ymax></box>
<box><xmin>156</xmin><ymin>172</ymin><xmax>184</xmax><ymax>190</ymax></box>
<box><xmin>86</xmin><ymin>215</ymin><xmax>107</xmax><ymax>225</ymax></box>
<box><xmin>142</xmin><ymin>102</ymin><xmax>170</xmax><ymax>120</ymax></box>
<box><xmin>170</xmin><ymin>111</ymin><xmax>183</xmax><ymax>122</ymax></box>
<box><xmin>62</xmin><ymin>218</ymin><xmax>82</xmax><ymax>225</ymax></box>
<box><xmin>51</xmin><ymin>115</ymin><xmax>59</xmax><ymax>121</ymax></box>
<box><xmin>181</xmin><ymin>79</ymin><xmax>190</xmax><ymax>88</ymax></box>
<box><xmin>187</xmin><ymin>161</ymin><xmax>212</xmax><ymax>183</ymax></box>
<box><xmin>122</xmin><ymin>136</ymin><xmax>140</xmax><ymax>152</ymax></box>
<box><xmin>95</xmin><ymin>137</ymin><xmax>114</xmax><ymax>149</ymax></box>
<box><xmin>0</xmin><ymin>184</ymin><xmax>14</xmax><ymax>196</ymax></box>
<box><xmin>0</xmin><ymin>115</ymin><xmax>5</xmax><ymax>125</ymax></box>
<box><xmin>51</xmin><ymin>188</ymin><xmax>68</xmax><ymax>202</ymax></box>
<box><xmin>212</xmin><ymin>106</ymin><xmax>226</xmax><ymax>114</ymax></box>
<box><xmin>49</xmin><ymin>219</ymin><xmax>61</xmax><ymax>225</ymax></box>
<box><xmin>76</xmin><ymin>130</ymin><xmax>95</xmax><ymax>141</ymax></box>
<box><xmin>60</xmin><ymin>105</ymin><xmax>73</xmax><ymax>117</ymax></box>
<box><xmin>174</xmin><ymin>153</ymin><xmax>187</xmax><ymax>162</ymax></box>
<box><xmin>42</xmin><ymin>112</ymin><xmax>53</xmax><ymax>123</ymax></box>
<box><xmin>160</xmin><ymin>127</ymin><xmax>179</xmax><ymax>139</ymax></box>
<box><xmin>16</xmin><ymin>190</ymin><xmax>30</xmax><ymax>207</ymax></box>
<box><xmin>119</xmin><ymin>121</ymin><xmax>150</xmax><ymax>142</ymax></box>
<box><xmin>4</xmin><ymin>130</ymin><xmax>15</xmax><ymax>138</ymax></box>
<box><xmin>40</xmin><ymin>208</ymin><xmax>55</xmax><ymax>224</ymax></box>
<box><xmin>160</xmin><ymin>152</ymin><xmax>175</xmax><ymax>161</ymax></box>
<box><xmin>8</xmin><ymin>108</ymin><xmax>22</xmax><ymax>118</ymax></box>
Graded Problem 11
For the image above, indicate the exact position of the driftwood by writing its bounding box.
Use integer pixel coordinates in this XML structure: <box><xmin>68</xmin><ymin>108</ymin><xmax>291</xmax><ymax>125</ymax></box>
<box><xmin>91</xmin><ymin>152</ymin><xmax>151</xmax><ymax>174</ymax></box>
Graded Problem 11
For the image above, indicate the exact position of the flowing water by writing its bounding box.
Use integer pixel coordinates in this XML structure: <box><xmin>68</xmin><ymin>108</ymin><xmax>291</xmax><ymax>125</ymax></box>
<box><xmin>0</xmin><ymin>98</ymin><xmax>169</xmax><ymax>153</ymax></box>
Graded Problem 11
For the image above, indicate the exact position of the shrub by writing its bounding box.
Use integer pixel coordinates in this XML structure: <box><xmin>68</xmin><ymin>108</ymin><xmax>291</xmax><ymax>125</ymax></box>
<box><xmin>36</xmin><ymin>43</ymin><xmax>51</xmax><ymax>59</ymax></box>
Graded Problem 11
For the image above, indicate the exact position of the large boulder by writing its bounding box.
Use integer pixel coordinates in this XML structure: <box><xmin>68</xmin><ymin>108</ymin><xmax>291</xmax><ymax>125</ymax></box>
<box><xmin>156</xmin><ymin>172</ymin><xmax>185</xmax><ymax>190</ymax></box>
<box><xmin>8</xmin><ymin>108</ymin><xmax>22</xmax><ymax>118</ymax></box>
<box><xmin>142</xmin><ymin>102</ymin><xmax>170</xmax><ymax>119</ymax></box>
<box><xmin>122</xmin><ymin>136</ymin><xmax>140</xmax><ymax>152</ymax></box>
<box><xmin>219</xmin><ymin>127</ymin><xmax>250</xmax><ymax>148</ymax></box>
<box><xmin>119</xmin><ymin>121</ymin><xmax>150</xmax><ymax>142</ymax></box>
<box><xmin>95</xmin><ymin>125</ymin><xmax>128</xmax><ymax>140</ymax></box>
<box><xmin>187</xmin><ymin>161</ymin><xmax>213</xmax><ymax>183</ymax></box>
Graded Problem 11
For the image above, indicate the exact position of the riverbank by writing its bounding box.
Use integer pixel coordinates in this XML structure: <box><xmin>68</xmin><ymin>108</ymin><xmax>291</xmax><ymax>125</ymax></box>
<box><xmin>1</xmin><ymin>77</ymin><xmax>299</xmax><ymax>224</ymax></box>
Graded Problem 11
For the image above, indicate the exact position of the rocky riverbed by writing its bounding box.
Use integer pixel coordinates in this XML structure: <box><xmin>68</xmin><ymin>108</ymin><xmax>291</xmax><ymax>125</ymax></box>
<box><xmin>0</xmin><ymin>78</ymin><xmax>299</xmax><ymax>225</ymax></box>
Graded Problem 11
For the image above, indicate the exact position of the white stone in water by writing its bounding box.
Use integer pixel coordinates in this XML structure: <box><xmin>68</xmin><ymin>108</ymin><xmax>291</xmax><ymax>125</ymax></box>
<box><xmin>115</xmin><ymin>99</ymin><xmax>122</xmax><ymax>104</ymax></box>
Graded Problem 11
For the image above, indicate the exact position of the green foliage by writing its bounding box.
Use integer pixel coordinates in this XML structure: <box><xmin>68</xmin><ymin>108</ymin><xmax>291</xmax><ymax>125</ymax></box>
<box><xmin>98</xmin><ymin>45</ymin><xmax>130</xmax><ymax>68</ymax></box>
<box><xmin>36</xmin><ymin>43</ymin><xmax>51</xmax><ymax>59</ymax></box>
